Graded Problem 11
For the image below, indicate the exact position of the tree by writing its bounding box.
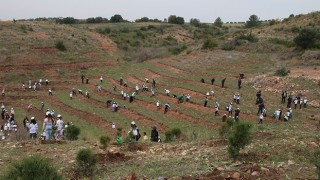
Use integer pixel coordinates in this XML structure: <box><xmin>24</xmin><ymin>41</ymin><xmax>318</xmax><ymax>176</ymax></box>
<box><xmin>190</xmin><ymin>18</ymin><xmax>200</xmax><ymax>27</ymax></box>
<box><xmin>245</xmin><ymin>14</ymin><xmax>261</xmax><ymax>28</ymax></box>
<box><xmin>294</xmin><ymin>28</ymin><xmax>320</xmax><ymax>50</ymax></box>
<box><xmin>110</xmin><ymin>14</ymin><xmax>124</xmax><ymax>23</ymax></box>
<box><xmin>76</xmin><ymin>149</ymin><xmax>97</xmax><ymax>178</ymax></box>
<box><xmin>135</xmin><ymin>17</ymin><xmax>149</xmax><ymax>22</ymax></box>
<box><xmin>57</xmin><ymin>17</ymin><xmax>77</xmax><ymax>24</ymax></box>
<box><xmin>168</xmin><ymin>15</ymin><xmax>185</xmax><ymax>25</ymax></box>
<box><xmin>228</xmin><ymin>122</ymin><xmax>252</xmax><ymax>159</ymax></box>
<box><xmin>213</xmin><ymin>17</ymin><xmax>223</xmax><ymax>27</ymax></box>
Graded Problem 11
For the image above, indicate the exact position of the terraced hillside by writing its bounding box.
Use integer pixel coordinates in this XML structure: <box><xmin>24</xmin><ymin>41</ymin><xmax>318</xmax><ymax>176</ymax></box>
<box><xmin>0</xmin><ymin>12</ymin><xmax>319</xmax><ymax>179</ymax></box>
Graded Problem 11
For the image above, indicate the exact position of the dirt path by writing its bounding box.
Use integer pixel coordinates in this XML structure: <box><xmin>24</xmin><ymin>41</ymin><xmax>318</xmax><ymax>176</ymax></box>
<box><xmin>88</xmin><ymin>31</ymin><xmax>117</xmax><ymax>56</ymax></box>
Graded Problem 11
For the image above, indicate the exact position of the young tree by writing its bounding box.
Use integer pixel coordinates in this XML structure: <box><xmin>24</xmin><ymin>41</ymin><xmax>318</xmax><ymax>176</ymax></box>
<box><xmin>245</xmin><ymin>14</ymin><xmax>261</xmax><ymax>28</ymax></box>
<box><xmin>168</xmin><ymin>15</ymin><xmax>184</xmax><ymax>24</ymax></box>
<box><xmin>214</xmin><ymin>17</ymin><xmax>223</xmax><ymax>27</ymax></box>
<box><xmin>228</xmin><ymin>122</ymin><xmax>252</xmax><ymax>159</ymax></box>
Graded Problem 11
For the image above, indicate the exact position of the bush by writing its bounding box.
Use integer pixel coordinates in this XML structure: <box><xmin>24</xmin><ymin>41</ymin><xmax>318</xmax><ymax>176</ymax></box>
<box><xmin>219</xmin><ymin>118</ymin><xmax>234</xmax><ymax>139</ymax></box>
<box><xmin>100</xmin><ymin>136</ymin><xmax>111</xmax><ymax>150</ymax></box>
<box><xmin>294</xmin><ymin>28</ymin><xmax>320</xmax><ymax>50</ymax></box>
<box><xmin>55</xmin><ymin>41</ymin><xmax>66</xmax><ymax>51</ymax></box>
<box><xmin>96</xmin><ymin>27</ymin><xmax>111</xmax><ymax>35</ymax></box>
<box><xmin>235</xmin><ymin>32</ymin><xmax>258</xmax><ymax>43</ymax></box>
<box><xmin>202</xmin><ymin>39</ymin><xmax>217</xmax><ymax>50</ymax></box>
<box><xmin>228</xmin><ymin>122</ymin><xmax>252</xmax><ymax>159</ymax></box>
<box><xmin>221</xmin><ymin>41</ymin><xmax>236</xmax><ymax>51</ymax></box>
<box><xmin>2</xmin><ymin>156</ymin><xmax>62</xmax><ymax>180</ymax></box>
<box><xmin>245</xmin><ymin>15</ymin><xmax>261</xmax><ymax>28</ymax></box>
<box><xmin>275</xmin><ymin>67</ymin><xmax>289</xmax><ymax>76</ymax></box>
<box><xmin>269</xmin><ymin>38</ymin><xmax>295</xmax><ymax>48</ymax></box>
<box><xmin>66</xmin><ymin>125</ymin><xmax>80</xmax><ymax>140</ymax></box>
<box><xmin>168</xmin><ymin>45</ymin><xmax>187</xmax><ymax>55</ymax></box>
<box><xmin>76</xmin><ymin>149</ymin><xmax>97</xmax><ymax>178</ymax></box>
<box><xmin>165</xmin><ymin>128</ymin><xmax>182</xmax><ymax>142</ymax></box>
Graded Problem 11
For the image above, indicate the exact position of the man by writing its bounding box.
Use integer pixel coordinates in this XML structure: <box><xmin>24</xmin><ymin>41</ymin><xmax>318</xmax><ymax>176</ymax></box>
<box><xmin>228</xmin><ymin>103</ymin><xmax>233</xmax><ymax>116</ymax></box>
<box><xmin>234</xmin><ymin>108</ymin><xmax>240</xmax><ymax>122</ymax></box>
<box><xmin>78</xmin><ymin>89</ymin><xmax>83</xmax><ymax>95</ymax></box>
<box><xmin>135</xmin><ymin>85</ymin><xmax>139</xmax><ymax>94</ymax></box>
<box><xmin>294</xmin><ymin>98</ymin><xmax>298</xmax><ymax>109</ymax></box>
<box><xmin>55</xmin><ymin>114</ymin><xmax>64</xmax><ymax>140</ymax></box>
<box><xmin>10</xmin><ymin>108</ymin><xmax>15</xmax><ymax>120</ymax></box>
<box><xmin>287</xmin><ymin>95</ymin><xmax>293</xmax><ymax>108</ymax></box>
<box><xmin>299</xmin><ymin>98</ymin><xmax>303</xmax><ymax>109</ymax></box>
<box><xmin>48</xmin><ymin>88</ymin><xmax>53</xmax><ymax>96</ymax></box>
<box><xmin>85</xmin><ymin>90</ymin><xmax>90</xmax><ymax>99</ymax></box>
<box><xmin>165</xmin><ymin>89</ymin><xmax>170</xmax><ymax>96</ymax></box>
<box><xmin>211</xmin><ymin>78</ymin><xmax>215</xmax><ymax>85</ymax></box>
<box><xmin>164</xmin><ymin>103</ymin><xmax>170</xmax><ymax>114</ymax></box>
<box><xmin>281</xmin><ymin>91</ymin><xmax>287</xmax><ymax>104</ymax></box>
<box><xmin>86</xmin><ymin>78</ymin><xmax>89</xmax><ymax>84</ymax></box>
<box><xmin>152</xmin><ymin>79</ymin><xmax>156</xmax><ymax>88</ymax></box>
<box><xmin>303</xmin><ymin>97</ymin><xmax>308</xmax><ymax>108</ymax></box>
<box><xmin>70</xmin><ymin>91</ymin><xmax>73</xmax><ymax>100</ymax></box>
<box><xmin>81</xmin><ymin>74</ymin><xmax>85</xmax><ymax>83</ymax></box>
<box><xmin>236</xmin><ymin>94</ymin><xmax>240</xmax><ymax>104</ymax></box>
<box><xmin>186</xmin><ymin>94</ymin><xmax>191</xmax><ymax>102</ymax></box>
<box><xmin>237</xmin><ymin>77</ymin><xmax>242</xmax><ymax>89</ymax></box>
<box><xmin>41</xmin><ymin>102</ymin><xmax>44</xmax><ymax>111</ymax></box>
<box><xmin>150</xmin><ymin>88</ymin><xmax>155</xmax><ymax>97</ymax></box>
<box><xmin>215</xmin><ymin>106</ymin><xmax>219</xmax><ymax>116</ymax></box>
<box><xmin>257</xmin><ymin>103</ymin><xmax>264</xmax><ymax>115</ymax></box>
<box><xmin>100</xmin><ymin>76</ymin><xmax>103</xmax><ymax>83</ymax></box>
<box><xmin>45</xmin><ymin>79</ymin><xmax>49</xmax><ymax>86</ymax></box>
<box><xmin>259</xmin><ymin>113</ymin><xmax>264</xmax><ymax>124</ymax></box>
<box><xmin>221</xmin><ymin>78</ymin><xmax>226</xmax><ymax>88</ymax></box>
<box><xmin>120</xmin><ymin>77</ymin><xmax>123</xmax><ymax>85</ymax></box>
<box><xmin>201</xmin><ymin>78</ymin><xmax>205</xmax><ymax>83</ymax></box>
<box><xmin>150</xmin><ymin>126</ymin><xmax>159</xmax><ymax>142</ymax></box>
<box><xmin>1</xmin><ymin>89</ymin><xmax>5</xmax><ymax>96</ymax></box>
<box><xmin>204</xmin><ymin>97</ymin><xmax>208</xmax><ymax>107</ymax></box>
<box><xmin>130</xmin><ymin>121</ymin><xmax>141</xmax><ymax>142</ymax></box>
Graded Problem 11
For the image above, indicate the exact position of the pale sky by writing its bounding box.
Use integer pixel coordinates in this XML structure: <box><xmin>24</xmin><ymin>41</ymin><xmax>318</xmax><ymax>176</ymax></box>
<box><xmin>0</xmin><ymin>0</ymin><xmax>319</xmax><ymax>22</ymax></box>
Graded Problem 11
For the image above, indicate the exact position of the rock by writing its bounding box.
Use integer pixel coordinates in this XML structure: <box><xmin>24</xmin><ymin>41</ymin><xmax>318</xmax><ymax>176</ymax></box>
<box><xmin>261</xmin><ymin>167</ymin><xmax>269</xmax><ymax>172</ymax></box>
<box><xmin>251</xmin><ymin>171</ymin><xmax>259</xmax><ymax>176</ymax></box>
<box><xmin>181</xmin><ymin>150</ymin><xmax>188</xmax><ymax>156</ymax></box>
<box><xmin>126</xmin><ymin>172</ymin><xmax>137</xmax><ymax>180</ymax></box>
<box><xmin>232</xmin><ymin>172</ymin><xmax>241</xmax><ymax>179</ymax></box>
<box><xmin>217</xmin><ymin>167</ymin><xmax>225</xmax><ymax>171</ymax></box>
<box><xmin>288</xmin><ymin>160</ymin><xmax>295</xmax><ymax>166</ymax></box>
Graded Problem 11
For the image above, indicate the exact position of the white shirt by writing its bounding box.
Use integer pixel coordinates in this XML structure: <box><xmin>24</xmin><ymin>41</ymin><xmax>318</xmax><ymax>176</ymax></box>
<box><xmin>165</xmin><ymin>89</ymin><xmax>170</xmax><ymax>94</ymax></box>
<box><xmin>112</xmin><ymin>123</ymin><xmax>116</xmax><ymax>129</ymax></box>
<box><xmin>29</xmin><ymin>123</ymin><xmax>38</xmax><ymax>134</ymax></box>
<box><xmin>70</xmin><ymin>92</ymin><xmax>73</xmax><ymax>97</ymax></box>
<box><xmin>303</xmin><ymin>99</ymin><xmax>308</xmax><ymax>103</ymax></box>
<box><xmin>100</xmin><ymin>76</ymin><xmax>103</xmax><ymax>81</ymax></box>
<box><xmin>135</xmin><ymin>86</ymin><xmax>139</xmax><ymax>91</ymax></box>
<box><xmin>156</xmin><ymin>101</ymin><xmax>160</xmax><ymax>106</ymax></box>
<box><xmin>11</xmin><ymin>109</ymin><xmax>14</xmax><ymax>114</ymax></box>
<box><xmin>132</xmin><ymin>129</ymin><xmax>138</xmax><ymax>136</ymax></box>
<box><xmin>56</xmin><ymin>119</ymin><xmax>64</xmax><ymax>130</ymax></box>
<box><xmin>259</xmin><ymin>114</ymin><xmax>264</xmax><ymax>120</ymax></box>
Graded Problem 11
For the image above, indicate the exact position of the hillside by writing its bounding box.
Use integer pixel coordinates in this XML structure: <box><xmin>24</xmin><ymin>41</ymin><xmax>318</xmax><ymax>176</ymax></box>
<box><xmin>0</xmin><ymin>12</ymin><xmax>319</xmax><ymax>179</ymax></box>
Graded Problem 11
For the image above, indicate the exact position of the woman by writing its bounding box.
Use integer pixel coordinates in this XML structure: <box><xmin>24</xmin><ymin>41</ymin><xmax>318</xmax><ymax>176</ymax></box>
<box><xmin>29</xmin><ymin>117</ymin><xmax>38</xmax><ymax>139</ymax></box>
<box><xmin>43</xmin><ymin>112</ymin><xmax>53</xmax><ymax>140</ymax></box>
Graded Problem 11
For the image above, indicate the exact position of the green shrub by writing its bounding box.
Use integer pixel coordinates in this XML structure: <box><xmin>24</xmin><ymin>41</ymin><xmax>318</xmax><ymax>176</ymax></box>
<box><xmin>165</xmin><ymin>128</ymin><xmax>182</xmax><ymax>142</ymax></box>
<box><xmin>202</xmin><ymin>39</ymin><xmax>217</xmax><ymax>50</ymax></box>
<box><xmin>96</xmin><ymin>27</ymin><xmax>111</xmax><ymax>35</ymax></box>
<box><xmin>168</xmin><ymin>45</ymin><xmax>187</xmax><ymax>55</ymax></box>
<box><xmin>235</xmin><ymin>32</ymin><xmax>258</xmax><ymax>43</ymax></box>
<box><xmin>100</xmin><ymin>136</ymin><xmax>111</xmax><ymax>150</ymax></box>
<box><xmin>228</xmin><ymin>122</ymin><xmax>252</xmax><ymax>159</ymax></box>
<box><xmin>269</xmin><ymin>38</ymin><xmax>295</xmax><ymax>48</ymax></box>
<box><xmin>55</xmin><ymin>41</ymin><xmax>66</xmax><ymax>51</ymax></box>
<box><xmin>221</xmin><ymin>41</ymin><xmax>235</xmax><ymax>51</ymax></box>
<box><xmin>76</xmin><ymin>149</ymin><xmax>97</xmax><ymax>178</ymax></box>
<box><xmin>165</xmin><ymin>131</ymin><xmax>174</xmax><ymax>142</ymax></box>
<box><xmin>294</xmin><ymin>28</ymin><xmax>320</xmax><ymax>50</ymax></box>
<box><xmin>66</xmin><ymin>125</ymin><xmax>80</xmax><ymax>140</ymax></box>
<box><xmin>1</xmin><ymin>156</ymin><xmax>62</xmax><ymax>180</ymax></box>
<box><xmin>275</xmin><ymin>67</ymin><xmax>289</xmax><ymax>76</ymax></box>
<box><xmin>171</xmin><ymin>128</ymin><xmax>182</xmax><ymax>137</ymax></box>
<box><xmin>219</xmin><ymin>118</ymin><xmax>234</xmax><ymax>139</ymax></box>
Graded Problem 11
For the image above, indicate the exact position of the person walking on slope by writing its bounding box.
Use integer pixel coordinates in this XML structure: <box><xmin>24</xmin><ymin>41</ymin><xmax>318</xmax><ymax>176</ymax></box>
<box><xmin>81</xmin><ymin>74</ymin><xmax>85</xmax><ymax>83</ymax></box>
<box><xmin>237</xmin><ymin>77</ymin><xmax>242</xmax><ymax>89</ymax></box>
<box><xmin>55</xmin><ymin>114</ymin><xmax>64</xmax><ymax>140</ymax></box>
<box><xmin>150</xmin><ymin>126</ymin><xmax>159</xmax><ymax>142</ymax></box>
<box><xmin>85</xmin><ymin>90</ymin><xmax>90</xmax><ymax>99</ymax></box>
<box><xmin>29</xmin><ymin>117</ymin><xmax>38</xmax><ymax>139</ymax></box>
<box><xmin>227</xmin><ymin>103</ymin><xmax>233</xmax><ymax>116</ymax></box>
<box><xmin>204</xmin><ymin>97</ymin><xmax>208</xmax><ymax>107</ymax></box>
<box><xmin>48</xmin><ymin>88</ymin><xmax>53</xmax><ymax>96</ymax></box>
<box><xmin>215</xmin><ymin>106</ymin><xmax>219</xmax><ymax>116</ymax></box>
<box><xmin>234</xmin><ymin>108</ymin><xmax>240</xmax><ymax>122</ymax></box>
<box><xmin>287</xmin><ymin>95</ymin><xmax>293</xmax><ymax>108</ymax></box>
<box><xmin>281</xmin><ymin>91</ymin><xmax>287</xmax><ymax>104</ymax></box>
<box><xmin>156</xmin><ymin>101</ymin><xmax>160</xmax><ymax>109</ymax></box>
<box><xmin>69</xmin><ymin>91</ymin><xmax>73</xmax><ymax>100</ymax></box>
<box><xmin>211</xmin><ymin>77</ymin><xmax>215</xmax><ymax>85</ymax></box>
<box><xmin>43</xmin><ymin>112</ymin><xmax>54</xmax><ymax>140</ymax></box>
<box><xmin>164</xmin><ymin>103</ymin><xmax>170</xmax><ymax>114</ymax></box>
<box><xmin>129</xmin><ymin>121</ymin><xmax>141</xmax><ymax>142</ymax></box>
<box><xmin>100</xmin><ymin>76</ymin><xmax>103</xmax><ymax>83</ymax></box>
<box><xmin>303</xmin><ymin>97</ymin><xmax>308</xmax><ymax>108</ymax></box>
<box><xmin>221</xmin><ymin>78</ymin><xmax>226</xmax><ymax>88</ymax></box>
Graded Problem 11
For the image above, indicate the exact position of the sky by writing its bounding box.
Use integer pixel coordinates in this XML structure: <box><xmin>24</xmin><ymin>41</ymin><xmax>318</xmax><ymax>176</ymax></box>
<box><xmin>0</xmin><ymin>0</ymin><xmax>319</xmax><ymax>22</ymax></box>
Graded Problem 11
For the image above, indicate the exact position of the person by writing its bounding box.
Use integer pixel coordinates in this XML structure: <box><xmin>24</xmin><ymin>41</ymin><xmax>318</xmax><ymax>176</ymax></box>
<box><xmin>70</xmin><ymin>91</ymin><xmax>73</xmax><ymax>100</ymax></box>
<box><xmin>43</xmin><ymin>112</ymin><xmax>54</xmax><ymax>140</ymax></box>
<box><xmin>10</xmin><ymin>108</ymin><xmax>15</xmax><ymax>120</ymax></box>
<box><xmin>221</xmin><ymin>78</ymin><xmax>226</xmax><ymax>88</ymax></box>
<box><xmin>165</xmin><ymin>89</ymin><xmax>170</xmax><ymax>96</ymax></box>
<box><xmin>215</xmin><ymin>106</ymin><xmax>219</xmax><ymax>116</ymax></box>
<box><xmin>120</xmin><ymin>77</ymin><xmax>123</xmax><ymax>85</ymax></box>
<box><xmin>164</xmin><ymin>103</ymin><xmax>170</xmax><ymax>114</ymax></box>
<box><xmin>294</xmin><ymin>98</ymin><xmax>298</xmax><ymax>109</ymax></box>
<box><xmin>45</xmin><ymin>79</ymin><xmax>49</xmax><ymax>86</ymax></box>
<box><xmin>211</xmin><ymin>78</ymin><xmax>215</xmax><ymax>85</ymax></box>
<box><xmin>204</xmin><ymin>97</ymin><xmax>208</xmax><ymax>107</ymax></box>
<box><xmin>299</xmin><ymin>98</ymin><xmax>303</xmax><ymax>109</ymax></box>
<box><xmin>152</xmin><ymin>79</ymin><xmax>156</xmax><ymax>88</ymax></box>
<box><xmin>262</xmin><ymin>108</ymin><xmax>267</xmax><ymax>117</ymax></box>
<box><xmin>27</xmin><ymin>104</ymin><xmax>32</xmax><ymax>111</ymax></box>
<box><xmin>130</xmin><ymin>121</ymin><xmax>141</xmax><ymax>142</ymax></box>
<box><xmin>86</xmin><ymin>78</ymin><xmax>89</xmax><ymax>84</ymax></box>
<box><xmin>100</xmin><ymin>76</ymin><xmax>103</xmax><ymax>83</ymax></box>
<box><xmin>228</xmin><ymin>103</ymin><xmax>233</xmax><ymax>116</ymax></box>
<box><xmin>23</xmin><ymin>116</ymin><xmax>29</xmax><ymax>130</ymax></box>
<box><xmin>145</xmin><ymin>78</ymin><xmax>149</xmax><ymax>83</ymax></box>
<box><xmin>201</xmin><ymin>78</ymin><xmax>205</xmax><ymax>83</ymax></box>
<box><xmin>257</xmin><ymin>103</ymin><xmax>264</xmax><ymax>115</ymax></box>
<box><xmin>222</xmin><ymin>114</ymin><xmax>227</xmax><ymax>122</ymax></box>
<box><xmin>178</xmin><ymin>95</ymin><xmax>184</xmax><ymax>104</ymax></box>
<box><xmin>259</xmin><ymin>113</ymin><xmax>264</xmax><ymax>124</ymax></box>
<box><xmin>112</xmin><ymin>123</ymin><xmax>116</xmax><ymax>129</ymax></box>
<box><xmin>48</xmin><ymin>88</ymin><xmax>52</xmax><ymax>96</ymax></box>
<box><xmin>29</xmin><ymin>117</ymin><xmax>38</xmax><ymax>139</ymax></box>
<box><xmin>81</xmin><ymin>74</ymin><xmax>85</xmax><ymax>83</ymax></box>
<box><xmin>143</xmin><ymin>132</ymin><xmax>148</xmax><ymax>142</ymax></box>
<box><xmin>55</xmin><ymin>114</ymin><xmax>64</xmax><ymax>140</ymax></box>
<box><xmin>186</xmin><ymin>94</ymin><xmax>191</xmax><ymax>102</ymax></box>
<box><xmin>234</xmin><ymin>108</ymin><xmax>240</xmax><ymax>122</ymax></box>
<box><xmin>151</xmin><ymin>126</ymin><xmax>159</xmax><ymax>142</ymax></box>
<box><xmin>41</xmin><ymin>102</ymin><xmax>44</xmax><ymax>111</ymax></box>
<box><xmin>150</xmin><ymin>88</ymin><xmax>155</xmax><ymax>97</ymax></box>
<box><xmin>287</xmin><ymin>95</ymin><xmax>293</xmax><ymax>108</ymax></box>
<box><xmin>78</xmin><ymin>89</ymin><xmax>83</xmax><ymax>95</ymax></box>
<box><xmin>236</xmin><ymin>94</ymin><xmax>240</xmax><ymax>104</ymax></box>
<box><xmin>281</xmin><ymin>91</ymin><xmax>287</xmax><ymax>104</ymax></box>
<box><xmin>284</xmin><ymin>110</ymin><xmax>290</xmax><ymax>121</ymax></box>
<box><xmin>237</xmin><ymin>77</ymin><xmax>242</xmax><ymax>89</ymax></box>
<box><xmin>135</xmin><ymin>85</ymin><xmax>139</xmax><ymax>94</ymax></box>
<box><xmin>156</xmin><ymin>101</ymin><xmax>160</xmax><ymax>109</ymax></box>
<box><xmin>85</xmin><ymin>90</ymin><xmax>90</xmax><ymax>98</ymax></box>
<box><xmin>303</xmin><ymin>97</ymin><xmax>308</xmax><ymax>108</ymax></box>
<box><xmin>2</xmin><ymin>89</ymin><xmax>5</xmax><ymax>96</ymax></box>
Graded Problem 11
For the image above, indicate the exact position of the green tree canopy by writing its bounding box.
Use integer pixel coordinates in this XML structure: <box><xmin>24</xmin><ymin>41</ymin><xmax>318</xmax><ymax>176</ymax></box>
<box><xmin>245</xmin><ymin>14</ymin><xmax>261</xmax><ymax>28</ymax></box>
<box><xmin>294</xmin><ymin>28</ymin><xmax>320</xmax><ymax>50</ymax></box>
<box><xmin>213</xmin><ymin>17</ymin><xmax>223</xmax><ymax>27</ymax></box>
<box><xmin>110</xmin><ymin>14</ymin><xmax>124</xmax><ymax>23</ymax></box>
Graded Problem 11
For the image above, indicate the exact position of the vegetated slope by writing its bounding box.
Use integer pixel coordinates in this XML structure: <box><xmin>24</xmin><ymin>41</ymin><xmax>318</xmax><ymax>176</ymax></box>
<box><xmin>0</xmin><ymin>13</ymin><xmax>319</xmax><ymax>179</ymax></box>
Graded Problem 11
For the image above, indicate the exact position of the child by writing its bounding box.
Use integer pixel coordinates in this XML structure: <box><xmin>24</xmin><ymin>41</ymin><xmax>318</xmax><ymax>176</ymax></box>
<box><xmin>143</xmin><ymin>132</ymin><xmax>148</xmax><ymax>142</ymax></box>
